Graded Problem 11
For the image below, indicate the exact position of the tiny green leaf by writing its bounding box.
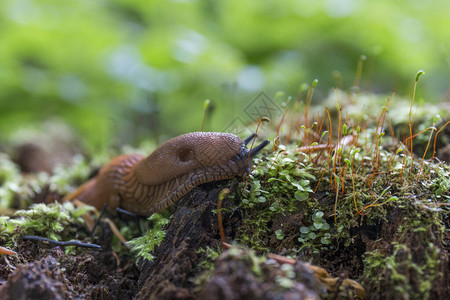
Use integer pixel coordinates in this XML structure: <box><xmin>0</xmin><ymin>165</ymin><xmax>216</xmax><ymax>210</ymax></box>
<box><xmin>300</xmin><ymin>226</ymin><xmax>310</xmax><ymax>234</ymax></box>
<box><xmin>275</xmin><ymin>229</ymin><xmax>285</xmax><ymax>240</ymax></box>
<box><xmin>321</xmin><ymin>237</ymin><xmax>330</xmax><ymax>245</ymax></box>
<box><xmin>294</xmin><ymin>191</ymin><xmax>308</xmax><ymax>201</ymax></box>
<box><xmin>313</xmin><ymin>222</ymin><xmax>323</xmax><ymax>230</ymax></box>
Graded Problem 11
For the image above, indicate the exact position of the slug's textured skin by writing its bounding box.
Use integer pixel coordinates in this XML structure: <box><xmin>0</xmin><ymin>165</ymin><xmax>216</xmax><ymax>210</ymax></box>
<box><xmin>65</xmin><ymin>132</ymin><xmax>269</xmax><ymax>216</ymax></box>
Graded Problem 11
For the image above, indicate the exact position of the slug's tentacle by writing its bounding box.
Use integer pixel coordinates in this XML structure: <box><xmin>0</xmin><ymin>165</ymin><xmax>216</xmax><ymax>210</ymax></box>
<box><xmin>65</xmin><ymin>132</ymin><xmax>270</xmax><ymax>216</ymax></box>
<box><xmin>242</xmin><ymin>133</ymin><xmax>257</xmax><ymax>146</ymax></box>
<box><xmin>249</xmin><ymin>140</ymin><xmax>271</xmax><ymax>158</ymax></box>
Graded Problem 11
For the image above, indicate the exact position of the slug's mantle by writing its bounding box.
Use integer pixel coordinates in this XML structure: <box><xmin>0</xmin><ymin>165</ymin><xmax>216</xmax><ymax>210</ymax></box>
<box><xmin>65</xmin><ymin>132</ymin><xmax>269</xmax><ymax>216</ymax></box>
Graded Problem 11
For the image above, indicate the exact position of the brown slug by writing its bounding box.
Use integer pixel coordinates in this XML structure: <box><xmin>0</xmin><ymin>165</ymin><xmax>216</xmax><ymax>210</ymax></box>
<box><xmin>64</xmin><ymin>132</ymin><xmax>269</xmax><ymax>216</ymax></box>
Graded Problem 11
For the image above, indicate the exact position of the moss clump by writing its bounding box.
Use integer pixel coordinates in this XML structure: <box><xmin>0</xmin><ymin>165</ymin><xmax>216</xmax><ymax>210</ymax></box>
<box><xmin>298</xmin><ymin>211</ymin><xmax>331</xmax><ymax>252</ymax></box>
<box><xmin>231</xmin><ymin>91</ymin><xmax>449</xmax><ymax>297</ymax></box>
<box><xmin>236</xmin><ymin>151</ymin><xmax>317</xmax><ymax>252</ymax></box>
<box><xmin>364</xmin><ymin>242</ymin><xmax>442</xmax><ymax>299</ymax></box>
<box><xmin>0</xmin><ymin>202</ymin><xmax>92</xmax><ymax>248</ymax></box>
<box><xmin>127</xmin><ymin>213</ymin><xmax>170</xmax><ymax>262</ymax></box>
<box><xmin>48</xmin><ymin>154</ymin><xmax>94</xmax><ymax>195</ymax></box>
<box><xmin>196</xmin><ymin>246</ymin><xmax>222</xmax><ymax>271</ymax></box>
<box><xmin>0</xmin><ymin>153</ymin><xmax>26</xmax><ymax>208</ymax></box>
<box><xmin>362</xmin><ymin>196</ymin><xmax>447</xmax><ymax>299</ymax></box>
<box><xmin>0</xmin><ymin>152</ymin><xmax>97</xmax><ymax>211</ymax></box>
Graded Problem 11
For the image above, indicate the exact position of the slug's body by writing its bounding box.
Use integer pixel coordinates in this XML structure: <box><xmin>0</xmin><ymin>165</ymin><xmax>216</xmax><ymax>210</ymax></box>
<box><xmin>65</xmin><ymin>132</ymin><xmax>269</xmax><ymax>216</ymax></box>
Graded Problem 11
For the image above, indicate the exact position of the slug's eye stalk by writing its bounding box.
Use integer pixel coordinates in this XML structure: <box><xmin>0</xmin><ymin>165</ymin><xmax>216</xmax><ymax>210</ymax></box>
<box><xmin>236</xmin><ymin>133</ymin><xmax>270</xmax><ymax>175</ymax></box>
<box><xmin>249</xmin><ymin>139</ymin><xmax>270</xmax><ymax>158</ymax></box>
<box><xmin>242</xmin><ymin>133</ymin><xmax>257</xmax><ymax>146</ymax></box>
<box><xmin>241</xmin><ymin>133</ymin><xmax>270</xmax><ymax>159</ymax></box>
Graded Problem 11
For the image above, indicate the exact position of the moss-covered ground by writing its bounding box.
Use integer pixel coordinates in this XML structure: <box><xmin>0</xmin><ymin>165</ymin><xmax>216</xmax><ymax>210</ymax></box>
<box><xmin>0</xmin><ymin>87</ymin><xmax>449</xmax><ymax>299</ymax></box>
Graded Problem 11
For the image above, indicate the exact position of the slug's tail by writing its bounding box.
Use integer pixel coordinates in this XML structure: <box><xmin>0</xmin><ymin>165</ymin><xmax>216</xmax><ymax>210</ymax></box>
<box><xmin>63</xmin><ymin>178</ymin><xmax>103</xmax><ymax>210</ymax></box>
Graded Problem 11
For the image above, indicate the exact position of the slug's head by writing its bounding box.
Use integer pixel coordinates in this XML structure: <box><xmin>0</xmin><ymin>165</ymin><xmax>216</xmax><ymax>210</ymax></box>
<box><xmin>134</xmin><ymin>132</ymin><xmax>269</xmax><ymax>185</ymax></box>
<box><xmin>230</xmin><ymin>133</ymin><xmax>270</xmax><ymax>175</ymax></box>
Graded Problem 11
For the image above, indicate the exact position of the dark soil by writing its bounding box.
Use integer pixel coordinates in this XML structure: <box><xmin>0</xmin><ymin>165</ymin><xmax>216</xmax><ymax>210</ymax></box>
<box><xmin>0</xmin><ymin>224</ymin><xmax>139</xmax><ymax>299</ymax></box>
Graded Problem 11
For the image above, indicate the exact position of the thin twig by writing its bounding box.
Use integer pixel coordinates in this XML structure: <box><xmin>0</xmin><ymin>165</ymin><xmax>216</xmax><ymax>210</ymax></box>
<box><xmin>22</xmin><ymin>235</ymin><xmax>101</xmax><ymax>249</ymax></box>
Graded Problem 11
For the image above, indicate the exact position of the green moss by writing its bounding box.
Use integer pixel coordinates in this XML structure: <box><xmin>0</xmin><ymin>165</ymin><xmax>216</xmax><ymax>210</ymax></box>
<box><xmin>0</xmin><ymin>153</ymin><xmax>23</xmax><ymax>208</ymax></box>
<box><xmin>127</xmin><ymin>213</ymin><xmax>170</xmax><ymax>262</ymax></box>
<box><xmin>236</xmin><ymin>150</ymin><xmax>317</xmax><ymax>252</ymax></box>
<box><xmin>275</xmin><ymin>263</ymin><xmax>296</xmax><ymax>289</ymax></box>
<box><xmin>234</xmin><ymin>94</ymin><xmax>449</xmax><ymax>280</ymax></box>
<box><xmin>196</xmin><ymin>246</ymin><xmax>222</xmax><ymax>271</ymax></box>
<box><xmin>0</xmin><ymin>152</ymin><xmax>99</xmax><ymax>210</ymax></box>
<box><xmin>226</xmin><ymin>246</ymin><xmax>266</xmax><ymax>277</ymax></box>
<box><xmin>298</xmin><ymin>211</ymin><xmax>331</xmax><ymax>252</ymax></box>
<box><xmin>364</xmin><ymin>242</ymin><xmax>442</xmax><ymax>299</ymax></box>
<box><xmin>0</xmin><ymin>201</ymin><xmax>92</xmax><ymax>248</ymax></box>
<box><xmin>48</xmin><ymin>154</ymin><xmax>93</xmax><ymax>195</ymax></box>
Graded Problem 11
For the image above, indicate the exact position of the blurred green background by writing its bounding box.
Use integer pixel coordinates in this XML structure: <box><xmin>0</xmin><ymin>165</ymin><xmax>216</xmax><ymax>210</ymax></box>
<box><xmin>0</xmin><ymin>0</ymin><xmax>449</xmax><ymax>152</ymax></box>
